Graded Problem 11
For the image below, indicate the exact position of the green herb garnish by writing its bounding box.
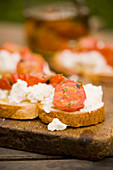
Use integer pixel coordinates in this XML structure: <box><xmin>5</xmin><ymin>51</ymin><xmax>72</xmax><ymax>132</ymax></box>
<box><xmin>0</xmin><ymin>75</ymin><xmax>2</xmax><ymax>79</ymax></box>
<box><xmin>77</xmin><ymin>80</ymin><xmax>82</xmax><ymax>84</ymax></box>
<box><xmin>67</xmin><ymin>103</ymin><xmax>70</xmax><ymax>108</ymax></box>
<box><xmin>63</xmin><ymin>88</ymin><xmax>67</xmax><ymax>93</ymax></box>
<box><xmin>76</xmin><ymin>84</ymin><xmax>80</xmax><ymax>89</ymax></box>
<box><xmin>33</xmin><ymin>74</ymin><xmax>38</xmax><ymax>77</ymax></box>
<box><xmin>60</xmin><ymin>80</ymin><xmax>65</xmax><ymax>84</ymax></box>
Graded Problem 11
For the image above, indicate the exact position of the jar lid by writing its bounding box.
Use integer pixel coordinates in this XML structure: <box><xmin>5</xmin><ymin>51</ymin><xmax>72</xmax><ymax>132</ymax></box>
<box><xmin>24</xmin><ymin>2</ymin><xmax>90</xmax><ymax>21</ymax></box>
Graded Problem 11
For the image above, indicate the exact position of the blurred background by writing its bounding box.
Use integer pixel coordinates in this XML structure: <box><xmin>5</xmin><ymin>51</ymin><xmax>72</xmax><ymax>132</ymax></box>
<box><xmin>0</xmin><ymin>0</ymin><xmax>113</xmax><ymax>53</ymax></box>
<box><xmin>0</xmin><ymin>0</ymin><xmax>113</xmax><ymax>28</ymax></box>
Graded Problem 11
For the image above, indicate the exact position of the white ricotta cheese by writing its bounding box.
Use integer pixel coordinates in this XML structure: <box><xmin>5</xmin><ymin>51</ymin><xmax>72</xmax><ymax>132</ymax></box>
<box><xmin>8</xmin><ymin>80</ymin><xmax>55</xmax><ymax>113</ymax></box>
<box><xmin>9</xmin><ymin>79</ymin><xmax>29</xmax><ymax>104</ymax></box>
<box><xmin>0</xmin><ymin>50</ymin><xmax>21</xmax><ymax>72</ymax></box>
<box><xmin>27</xmin><ymin>83</ymin><xmax>55</xmax><ymax>113</ymax></box>
<box><xmin>48</xmin><ymin>118</ymin><xmax>67</xmax><ymax>131</ymax></box>
<box><xmin>80</xmin><ymin>84</ymin><xmax>104</xmax><ymax>113</ymax></box>
<box><xmin>0</xmin><ymin>89</ymin><xmax>9</xmax><ymax>99</ymax></box>
<box><xmin>58</xmin><ymin>50</ymin><xmax>113</xmax><ymax>73</ymax></box>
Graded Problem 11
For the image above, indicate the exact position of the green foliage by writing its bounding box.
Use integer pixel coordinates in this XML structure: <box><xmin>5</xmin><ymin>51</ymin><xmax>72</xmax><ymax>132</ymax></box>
<box><xmin>86</xmin><ymin>0</ymin><xmax>113</xmax><ymax>28</ymax></box>
<box><xmin>0</xmin><ymin>0</ymin><xmax>24</xmax><ymax>22</ymax></box>
<box><xmin>0</xmin><ymin>0</ymin><xmax>113</xmax><ymax>28</ymax></box>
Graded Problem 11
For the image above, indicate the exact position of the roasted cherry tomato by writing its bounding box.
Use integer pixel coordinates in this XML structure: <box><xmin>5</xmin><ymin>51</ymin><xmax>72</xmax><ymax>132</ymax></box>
<box><xmin>76</xmin><ymin>37</ymin><xmax>98</xmax><ymax>52</ymax></box>
<box><xmin>25</xmin><ymin>73</ymin><xmax>49</xmax><ymax>86</ymax></box>
<box><xmin>9</xmin><ymin>73</ymin><xmax>25</xmax><ymax>84</ymax></box>
<box><xmin>9</xmin><ymin>72</ymin><xmax>49</xmax><ymax>87</ymax></box>
<box><xmin>0</xmin><ymin>76</ymin><xmax>12</xmax><ymax>90</ymax></box>
<box><xmin>1</xmin><ymin>42</ymin><xmax>21</xmax><ymax>53</ymax></box>
<box><xmin>98</xmin><ymin>43</ymin><xmax>113</xmax><ymax>67</ymax></box>
<box><xmin>49</xmin><ymin>74</ymin><xmax>67</xmax><ymax>87</ymax></box>
<box><xmin>53</xmin><ymin>80</ymin><xmax>86</xmax><ymax>112</ymax></box>
<box><xmin>17</xmin><ymin>54</ymin><xmax>44</xmax><ymax>74</ymax></box>
<box><xmin>19</xmin><ymin>47</ymin><xmax>32</xmax><ymax>60</ymax></box>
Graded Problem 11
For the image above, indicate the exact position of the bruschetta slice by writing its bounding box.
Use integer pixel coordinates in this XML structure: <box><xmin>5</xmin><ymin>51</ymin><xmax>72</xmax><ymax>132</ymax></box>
<box><xmin>50</xmin><ymin>37</ymin><xmax>113</xmax><ymax>83</ymax></box>
<box><xmin>0</xmin><ymin>42</ymin><xmax>52</xmax><ymax>76</ymax></box>
<box><xmin>0</xmin><ymin>74</ymin><xmax>105</xmax><ymax>130</ymax></box>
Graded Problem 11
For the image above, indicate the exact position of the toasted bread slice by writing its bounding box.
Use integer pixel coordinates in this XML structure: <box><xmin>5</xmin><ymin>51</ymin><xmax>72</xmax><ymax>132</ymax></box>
<box><xmin>0</xmin><ymin>101</ymin><xmax>38</xmax><ymax>119</ymax></box>
<box><xmin>38</xmin><ymin>103</ymin><xmax>105</xmax><ymax>127</ymax></box>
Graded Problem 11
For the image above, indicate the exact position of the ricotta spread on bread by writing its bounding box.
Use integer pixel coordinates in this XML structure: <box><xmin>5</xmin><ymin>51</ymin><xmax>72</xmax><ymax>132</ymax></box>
<box><xmin>57</xmin><ymin>50</ymin><xmax>112</xmax><ymax>74</ymax></box>
<box><xmin>48</xmin><ymin>118</ymin><xmax>67</xmax><ymax>131</ymax></box>
<box><xmin>0</xmin><ymin>89</ymin><xmax>9</xmax><ymax>99</ymax></box>
<box><xmin>0</xmin><ymin>78</ymin><xmax>105</xmax><ymax>130</ymax></box>
<box><xmin>9</xmin><ymin>79</ymin><xmax>29</xmax><ymax>104</ymax></box>
<box><xmin>9</xmin><ymin>79</ymin><xmax>55</xmax><ymax>113</ymax></box>
<box><xmin>27</xmin><ymin>83</ymin><xmax>54</xmax><ymax>113</ymax></box>
<box><xmin>0</xmin><ymin>50</ymin><xmax>21</xmax><ymax>72</ymax></box>
<box><xmin>0</xmin><ymin>79</ymin><xmax>104</xmax><ymax>115</ymax></box>
<box><xmin>80</xmin><ymin>84</ymin><xmax>104</xmax><ymax>113</ymax></box>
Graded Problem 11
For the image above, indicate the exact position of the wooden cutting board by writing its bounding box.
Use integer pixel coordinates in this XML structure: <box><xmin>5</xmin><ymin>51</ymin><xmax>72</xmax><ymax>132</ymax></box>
<box><xmin>0</xmin><ymin>85</ymin><xmax>113</xmax><ymax>160</ymax></box>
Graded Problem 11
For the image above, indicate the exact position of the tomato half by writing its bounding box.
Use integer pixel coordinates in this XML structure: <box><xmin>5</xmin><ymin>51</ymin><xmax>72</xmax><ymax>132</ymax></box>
<box><xmin>25</xmin><ymin>73</ymin><xmax>49</xmax><ymax>86</ymax></box>
<box><xmin>0</xmin><ymin>76</ymin><xmax>12</xmax><ymax>90</ymax></box>
<box><xmin>17</xmin><ymin>54</ymin><xmax>44</xmax><ymax>74</ymax></box>
<box><xmin>9</xmin><ymin>72</ymin><xmax>49</xmax><ymax>87</ymax></box>
<box><xmin>19</xmin><ymin>47</ymin><xmax>32</xmax><ymax>60</ymax></box>
<box><xmin>76</xmin><ymin>37</ymin><xmax>98</xmax><ymax>52</ymax></box>
<box><xmin>9</xmin><ymin>73</ymin><xmax>25</xmax><ymax>84</ymax></box>
<box><xmin>1</xmin><ymin>42</ymin><xmax>21</xmax><ymax>53</ymax></box>
<box><xmin>53</xmin><ymin>80</ymin><xmax>86</xmax><ymax>112</ymax></box>
<box><xmin>50</xmin><ymin>74</ymin><xmax>67</xmax><ymax>87</ymax></box>
<box><xmin>98</xmin><ymin>43</ymin><xmax>113</xmax><ymax>67</ymax></box>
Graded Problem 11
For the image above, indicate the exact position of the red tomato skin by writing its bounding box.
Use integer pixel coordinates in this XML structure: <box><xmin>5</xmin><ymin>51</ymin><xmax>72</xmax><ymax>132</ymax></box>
<box><xmin>17</xmin><ymin>53</ymin><xmax>44</xmax><ymax>74</ymax></box>
<box><xmin>76</xmin><ymin>37</ymin><xmax>98</xmax><ymax>52</ymax></box>
<box><xmin>1</xmin><ymin>42</ymin><xmax>21</xmax><ymax>53</ymax></box>
<box><xmin>98</xmin><ymin>43</ymin><xmax>113</xmax><ymax>67</ymax></box>
<box><xmin>9</xmin><ymin>73</ymin><xmax>49</xmax><ymax>87</ymax></box>
<box><xmin>53</xmin><ymin>81</ymin><xmax>86</xmax><ymax>112</ymax></box>
<box><xmin>19</xmin><ymin>47</ymin><xmax>32</xmax><ymax>60</ymax></box>
<box><xmin>0</xmin><ymin>76</ymin><xmax>12</xmax><ymax>90</ymax></box>
<box><xmin>50</xmin><ymin>74</ymin><xmax>67</xmax><ymax>87</ymax></box>
<box><xmin>9</xmin><ymin>73</ymin><xmax>25</xmax><ymax>84</ymax></box>
<box><xmin>25</xmin><ymin>74</ymin><xmax>40</xmax><ymax>86</ymax></box>
<box><xmin>29</xmin><ymin>73</ymin><xmax>49</xmax><ymax>84</ymax></box>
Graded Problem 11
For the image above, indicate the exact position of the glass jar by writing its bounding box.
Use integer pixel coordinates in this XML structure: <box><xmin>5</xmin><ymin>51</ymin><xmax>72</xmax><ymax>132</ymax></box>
<box><xmin>24</xmin><ymin>1</ymin><xmax>90</xmax><ymax>56</ymax></box>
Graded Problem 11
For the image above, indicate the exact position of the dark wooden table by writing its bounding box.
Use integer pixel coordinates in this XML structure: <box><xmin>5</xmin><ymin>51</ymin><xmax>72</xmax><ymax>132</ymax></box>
<box><xmin>0</xmin><ymin>22</ymin><xmax>113</xmax><ymax>169</ymax></box>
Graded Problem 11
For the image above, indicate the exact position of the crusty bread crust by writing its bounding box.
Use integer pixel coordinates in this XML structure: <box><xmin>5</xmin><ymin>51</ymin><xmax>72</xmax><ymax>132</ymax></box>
<box><xmin>0</xmin><ymin>102</ymin><xmax>38</xmax><ymax>119</ymax></box>
<box><xmin>0</xmin><ymin>101</ymin><xmax>105</xmax><ymax>127</ymax></box>
<box><xmin>51</xmin><ymin>53</ymin><xmax>113</xmax><ymax>84</ymax></box>
<box><xmin>84</xmin><ymin>72</ymin><xmax>113</xmax><ymax>84</ymax></box>
<box><xmin>38</xmin><ymin>103</ymin><xmax>105</xmax><ymax>127</ymax></box>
